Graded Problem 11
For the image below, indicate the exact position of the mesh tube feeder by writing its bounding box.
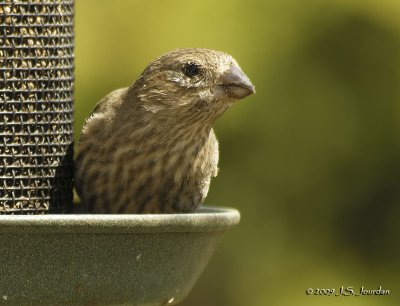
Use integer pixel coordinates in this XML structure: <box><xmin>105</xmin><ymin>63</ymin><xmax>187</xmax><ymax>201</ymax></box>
<box><xmin>0</xmin><ymin>0</ymin><xmax>74</xmax><ymax>213</ymax></box>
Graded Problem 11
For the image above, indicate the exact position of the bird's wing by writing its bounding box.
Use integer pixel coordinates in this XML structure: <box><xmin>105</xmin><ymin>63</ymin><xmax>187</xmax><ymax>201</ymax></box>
<box><xmin>90</xmin><ymin>87</ymin><xmax>129</xmax><ymax>115</ymax></box>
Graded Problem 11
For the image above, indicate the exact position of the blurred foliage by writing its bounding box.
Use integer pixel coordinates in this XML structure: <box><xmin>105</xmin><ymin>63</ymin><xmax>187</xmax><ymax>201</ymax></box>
<box><xmin>75</xmin><ymin>0</ymin><xmax>400</xmax><ymax>305</ymax></box>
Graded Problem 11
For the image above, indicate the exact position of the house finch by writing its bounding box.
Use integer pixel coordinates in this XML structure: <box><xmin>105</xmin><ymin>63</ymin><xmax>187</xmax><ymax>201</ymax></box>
<box><xmin>75</xmin><ymin>48</ymin><xmax>254</xmax><ymax>213</ymax></box>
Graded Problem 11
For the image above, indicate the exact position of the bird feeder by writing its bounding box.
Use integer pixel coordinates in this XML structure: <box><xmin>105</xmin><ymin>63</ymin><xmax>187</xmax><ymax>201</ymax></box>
<box><xmin>0</xmin><ymin>1</ymin><xmax>240</xmax><ymax>305</ymax></box>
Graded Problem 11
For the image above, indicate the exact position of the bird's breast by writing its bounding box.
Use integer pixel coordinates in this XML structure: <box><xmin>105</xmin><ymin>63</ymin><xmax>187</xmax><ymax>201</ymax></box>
<box><xmin>116</xmin><ymin>130</ymin><xmax>216</xmax><ymax>212</ymax></box>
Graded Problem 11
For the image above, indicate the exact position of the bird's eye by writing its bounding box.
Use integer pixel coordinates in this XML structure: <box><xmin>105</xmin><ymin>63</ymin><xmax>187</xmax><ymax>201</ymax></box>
<box><xmin>183</xmin><ymin>63</ymin><xmax>200</xmax><ymax>78</ymax></box>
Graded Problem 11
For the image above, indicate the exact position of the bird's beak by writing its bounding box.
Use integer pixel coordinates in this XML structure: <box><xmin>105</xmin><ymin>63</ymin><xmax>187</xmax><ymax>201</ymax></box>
<box><xmin>213</xmin><ymin>62</ymin><xmax>255</xmax><ymax>100</ymax></box>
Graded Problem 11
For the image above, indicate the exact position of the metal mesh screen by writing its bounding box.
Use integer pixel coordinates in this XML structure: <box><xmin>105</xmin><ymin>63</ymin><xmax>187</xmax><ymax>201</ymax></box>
<box><xmin>0</xmin><ymin>0</ymin><xmax>74</xmax><ymax>214</ymax></box>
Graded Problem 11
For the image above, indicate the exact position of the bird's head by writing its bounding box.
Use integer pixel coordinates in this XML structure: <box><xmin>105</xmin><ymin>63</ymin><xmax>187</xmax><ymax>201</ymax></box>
<box><xmin>130</xmin><ymin>48</ymin><xmax>255</xmax><ymax>124</ymax></box>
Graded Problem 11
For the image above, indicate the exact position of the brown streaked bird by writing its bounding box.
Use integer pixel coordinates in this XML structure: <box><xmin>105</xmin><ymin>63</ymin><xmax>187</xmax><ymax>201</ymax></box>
<box><xmin>75</xmin><ymin>48</ymin><xmax>255</xmax><ymax>213</ymax></box>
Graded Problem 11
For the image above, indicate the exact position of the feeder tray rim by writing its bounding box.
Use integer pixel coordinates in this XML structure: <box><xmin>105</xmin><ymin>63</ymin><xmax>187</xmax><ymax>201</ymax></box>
<box><xmin>0</xmin><ymin>206</ymin><xmax>240</xmax><ymax>234</ymax></box>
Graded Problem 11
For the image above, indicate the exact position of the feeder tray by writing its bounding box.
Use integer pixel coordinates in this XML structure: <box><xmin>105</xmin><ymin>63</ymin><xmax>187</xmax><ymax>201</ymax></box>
<box><xmin>0</xmin><ymin>206</ymin><xmax>240</xmax><ymax>305</ymax></box>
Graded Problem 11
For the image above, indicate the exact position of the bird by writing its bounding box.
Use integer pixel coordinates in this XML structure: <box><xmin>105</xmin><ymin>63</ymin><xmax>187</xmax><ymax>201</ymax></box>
<box><xmin>75</xmin><ymin>48</ymin><xmax>255</xmax><ymax>214</ymax></box>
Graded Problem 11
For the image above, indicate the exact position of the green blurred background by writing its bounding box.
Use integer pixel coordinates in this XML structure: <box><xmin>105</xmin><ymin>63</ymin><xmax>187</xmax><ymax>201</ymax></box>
<box><xmin>74</xmin><ymin>0</ymin><xmax>400</xmax><ymax>305</ymax></box>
